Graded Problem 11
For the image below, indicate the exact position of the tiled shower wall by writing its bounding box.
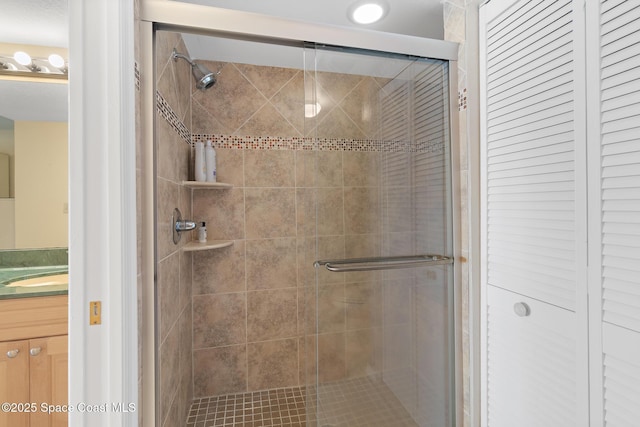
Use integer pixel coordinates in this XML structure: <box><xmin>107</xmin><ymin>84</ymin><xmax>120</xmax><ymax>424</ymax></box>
<box><xmin>155</xmin><ymin>31</ymin><xmax>194</xmax><ymax>427</ymax></box>
<box><xmin>188</xmin><ymin>58</ymin><xmax>391</xmax><ymax>396</ymax></box>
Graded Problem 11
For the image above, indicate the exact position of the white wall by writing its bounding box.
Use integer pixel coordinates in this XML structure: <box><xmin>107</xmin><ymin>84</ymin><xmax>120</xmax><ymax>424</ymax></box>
<box><xmin>14</xmin><ymin>121</ymin><xmax>68</xmax><ymax>248</ymax></box>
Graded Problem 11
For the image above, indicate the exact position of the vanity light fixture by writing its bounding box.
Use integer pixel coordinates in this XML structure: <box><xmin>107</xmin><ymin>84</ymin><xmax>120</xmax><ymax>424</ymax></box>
<box><xmin>348</xmin><ymin>1</ymin><xmax>388</xmax><ymax>25</ymax></box>
<box><xmin>0</xmin><ymin>50</ymin><xmax>68</xmax><ymax>80</ymax></box>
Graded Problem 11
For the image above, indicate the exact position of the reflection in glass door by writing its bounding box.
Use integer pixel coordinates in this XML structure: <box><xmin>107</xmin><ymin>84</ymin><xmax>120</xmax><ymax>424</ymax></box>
<box><xmin>303</xmin><ymin>44</ymin><xmax>454</xmax><ymax>427</ymax></box>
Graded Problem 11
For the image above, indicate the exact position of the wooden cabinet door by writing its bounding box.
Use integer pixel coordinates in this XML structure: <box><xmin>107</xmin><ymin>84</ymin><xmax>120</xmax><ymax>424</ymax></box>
<box><xmin>29</xmin><ymin>335</ymin><xmax>68</xmax><ymax>427</ymax></box>
<box><xmin>0</xmin><ymin>340</ymin><xmax>30</xmax><ymax>427</ymax></box>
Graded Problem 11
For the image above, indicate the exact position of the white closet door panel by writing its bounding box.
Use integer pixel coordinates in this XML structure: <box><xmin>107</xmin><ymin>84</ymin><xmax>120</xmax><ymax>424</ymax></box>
<box><xmin>487</xmin><ymin>286</ymin><xmax>577</xmax><ymax>427</ymax></box>
<box><xmin>602</xmin><ymin>323</ymin><xmax>640</xmax><ymax>427</ymax></box>
<box><xmin>488</xmin><ymin>90</ymin><xmax>573</xmax><ymax>128</ymax></box>
<box><xmin>488</xmin><ymin>33</ymin><xmax>573</xmax><ymax>89</ymax></box>
<box><xmin>488</xmin><ymin>68</ymin><xmax>572</xmax><ymax>110</ymax></box>
<box><xmin>600</xmin><ymin>0</ymin><xmax>640</xmax><ymax>332</ymax></box>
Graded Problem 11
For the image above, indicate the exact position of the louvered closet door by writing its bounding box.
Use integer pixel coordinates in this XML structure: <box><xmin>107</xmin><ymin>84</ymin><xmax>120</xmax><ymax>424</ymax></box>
<box><xmin>480</xmin><ymin>0</ymin><xmax>588</xmax><ymax>426</ymax></box>
<box><xmin>483</xmin><ymin>0</ymin><xmax>579</xmax><ymax>309</ymax></box>
<box><xmin>592</xmin><ymin>0</ymin><xmax>640</xmax><ymax>424</ymax></box>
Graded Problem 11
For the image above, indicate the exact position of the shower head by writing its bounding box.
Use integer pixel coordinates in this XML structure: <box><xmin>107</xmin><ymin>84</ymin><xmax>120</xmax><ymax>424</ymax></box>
<box><xmin>172</xmin><ymin>49</ymin><xmax>217</xmax><ymax>91</ymax></box>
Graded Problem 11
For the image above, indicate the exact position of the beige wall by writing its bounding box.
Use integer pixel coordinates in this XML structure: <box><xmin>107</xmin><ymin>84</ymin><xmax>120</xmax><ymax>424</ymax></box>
<box><xmin>0</xmin><ymin>199</ymin><xmax>15</xmax><ymax>248</ymax></box>
<box><xmin>13</xmin><ymin>121</ymin><xmax>68</xmax><ymax>249</ymax></box>
<box><xmin>0</xmin><ymin>127</ymin><xmax>14</xmax><ymax>198</ymax></box>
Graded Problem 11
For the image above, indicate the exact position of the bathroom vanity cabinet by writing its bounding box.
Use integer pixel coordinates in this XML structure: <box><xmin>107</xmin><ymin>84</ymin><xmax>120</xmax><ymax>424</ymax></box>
<box><xmin>0</xmin><ymin>295</ymin><xmax>68</xmax><ymax>427</ymax></box>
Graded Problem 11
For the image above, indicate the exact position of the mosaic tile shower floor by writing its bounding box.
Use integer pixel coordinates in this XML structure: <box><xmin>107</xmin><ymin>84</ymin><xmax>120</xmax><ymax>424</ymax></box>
<box><xmin>185</xmin><ymin>376</ymin><xmax>419</xmax><ymax>427</ymax></box>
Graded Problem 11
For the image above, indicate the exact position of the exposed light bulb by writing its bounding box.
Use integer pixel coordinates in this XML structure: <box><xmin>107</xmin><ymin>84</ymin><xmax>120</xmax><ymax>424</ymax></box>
<box><xmin>351</xmin><ymin>3</ymin><xmax>385</xmax><ymax>24</ymax></box>
<box><xmin>48</xmin><ymin>54</ymin><xmax>65</xmax><ymax>68</ymax></box>
<box><xmin>13</xmin><ymin>51</ymin><xmax>32</xmax><ymax>66</ymax></box>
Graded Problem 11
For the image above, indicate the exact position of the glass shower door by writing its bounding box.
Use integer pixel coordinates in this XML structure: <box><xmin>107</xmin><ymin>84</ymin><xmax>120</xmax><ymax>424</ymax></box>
<box><xmin>303</xmin><ymin>44</ymin><xmax>454</xmax><ymax>427</ymax></box>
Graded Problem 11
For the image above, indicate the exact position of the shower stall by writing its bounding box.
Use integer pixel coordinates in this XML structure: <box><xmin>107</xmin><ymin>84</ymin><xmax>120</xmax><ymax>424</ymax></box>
<box><xmin>142</xmin><ymin>4</ymin><xmax>459</xmax><ymax>426</ymax></box>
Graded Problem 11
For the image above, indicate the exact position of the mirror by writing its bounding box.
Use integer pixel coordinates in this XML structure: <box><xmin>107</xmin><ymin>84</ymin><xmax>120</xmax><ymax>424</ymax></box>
<box><xmin>0</xmin><ymin>48</ymin><xmax>69</xmax><ymax>250</ymax></box>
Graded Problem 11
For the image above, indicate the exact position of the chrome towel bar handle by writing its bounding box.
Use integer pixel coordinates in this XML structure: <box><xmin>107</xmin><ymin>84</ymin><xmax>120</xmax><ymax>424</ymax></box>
<box><xmin>314</xmin><ymin>254</ymin><xmax>453</xmax><ymax>272</ymax></box>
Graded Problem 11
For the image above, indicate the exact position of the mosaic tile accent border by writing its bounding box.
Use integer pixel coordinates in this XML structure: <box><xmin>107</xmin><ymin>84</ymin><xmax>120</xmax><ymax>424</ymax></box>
<box><xmin>135</xmin><ymin>61</ymin><xmax>140</xmax><ymax>92</ymax></box>
<box><xmin>192</xmin><ymin>134</ymin><xmax>445</xmax><ymax>153</ymax></box>
<box><xmin>156</xmin><ymin>91</ymin><xmax>191</xmax><ymax>144</ymax></box>
<box><xmin>458</xmin><ymin>88</ymin><xmax>468</xmax><ymax>111</ymax></box>
<box><xmin>155</xmin><ymin>95</ymin><xmax>445</xmax><ymax>153</ymax></box>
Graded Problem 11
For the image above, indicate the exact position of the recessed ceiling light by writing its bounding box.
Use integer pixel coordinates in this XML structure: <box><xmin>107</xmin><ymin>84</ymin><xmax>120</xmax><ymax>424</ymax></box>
<box><xmin>349</xmin><ymin>2</ymin><xmax>387</xmax><ymax>25</ymax></box>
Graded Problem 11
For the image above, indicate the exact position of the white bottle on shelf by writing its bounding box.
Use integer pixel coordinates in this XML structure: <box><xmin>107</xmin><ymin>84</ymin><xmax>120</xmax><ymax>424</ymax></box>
<box><xmin>205</xmin><ymin>140</ymin><xmax>217</xmax><ymax>182</ymax></box>
<box><xmin>198</xmin><ymin>222</ymin><xmax>207</xmax><ymax>243</ymax></box>
<box><xmin>194</xmin><ymin>141</ymin><xmax>206</xmax><ymax>182</ymax></box>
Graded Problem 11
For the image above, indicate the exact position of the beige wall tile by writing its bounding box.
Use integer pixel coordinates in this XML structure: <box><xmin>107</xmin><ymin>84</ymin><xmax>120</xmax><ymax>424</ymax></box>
<box><xmin>192</xmin><ymin>63</ymin><xmax>265</xmax><ymax>134</ymax></box>
<box><xmin>237</xmin><ymin>103</ymin><xmax>302</xmax><ymax>137</ymax></box>
<box><xmin>246</xmin><ymin>238</ymin><xmax>297</xmax><ymax>290</ymax></box>
<box><xmin>344</xmin><ymin>187</ymin><xmax>380</xmax><ymax>235</ymax></box>
<box><xmin>317</xmin><ymin>332</ymin><xmax>346</xmax><ymax>383</ymax></box>
<box><xmin>156</xmin><ymin>177</ymin><xmax>180</xmax><ymax>260</ymax></box>
<box><xmin>193</xmin><ymin>187</ymin><xmax>245</xmax><ymax>240</ymax></box>
<box><xmin>247</xmin><ymin>288</ymin><xmax>298</xmax><ymax>341</ymax></box>
<box><xmin>244</xmin><ymin>150</ymin><xmax>295</xmax><ymax>188</ymax></box>
<box><xmin>316</xmin><ymin>107</ymin><xmax>366</xmax><ymax>140</ymax></box>
<box><xmin>270</xmin><ymin>71</ymin><xmax>305</xmax><ymax>135</ymax></box>
<box><xmin>339</xmin><ymin>77</ymin><xmax>382</xmax><ymax>139</ymax></box>
<box><xmin>178</xmin><ymin>305</ymin><xmax>193</xmax><ymax>422</ymax></box>
<box><xmin>317</xmin><ymin>283</ymin><xmax>345</xmax><ymax>334</ymax></box>
<box><xmin>193</xmin><ymin>293</ymin><xmax>247</xmax><ymax>348</ymax></box>
<box><xmin>193</xmin><ymin>240</ymin><xmax>246</xmax><ymax>295</ymax></box>
<box><xmin>193</xmin><ymin>345</ymin><xmax>247</xmax><ymax>397</ymax></box>
<box><xmin>245</xmin><ymin>188</ymin><xmax>296</xmax><ymax>239</ymax></box>
<box><xmin>156</xmin><ymin>111</ymin><xmax>190</xmax><ymax>183</ymax></box>
<box><xmin>159</xmin><ymin>320</ymin><xmax>179</xmax><ymax>424</ymax></box>
<box><xmin>158</xmin><ymin>252</ymin><xmax>180</xmax><ymax>342</ymax></box>
<box><xmin>345</xmin><ymin>282</ymin><xmax>382</xmax><ymax>331</ymax></box>
<box><xmin>214</xmin><ymin>148</ymin><xmax>244</xmax><ymax>187</ymax></box>
<box><xmin>383</xmin><ymin>279</ymin><xmax>413</xmax><ymax>325</ymax></box>
<box><xmin>247</xmin><ymin>339</ymin><xmax>299</xmax><ymax>390</ymax></box>
<box><xmin>343</xmin><ymin>152</ymin><xmax>380</xmax><ymax>188</ymax></box>
<box><xmin>346</xmin><ymin>328</ymin><xmax>382</xmax><ymax>378</ymax></box>
<box><xmin>235</xmin><ymin>63</ymin><xmax>299</xmax><ymax>100</ymax></box>
<box><xmin>295</xmin><ymin>151</ymin><xmax>343</xmax><ymax>188</ymax></box>
<box><xmin>179</xmin><ymin>251</ymin><xmax>192</xmax><ymax>312</ymax></box>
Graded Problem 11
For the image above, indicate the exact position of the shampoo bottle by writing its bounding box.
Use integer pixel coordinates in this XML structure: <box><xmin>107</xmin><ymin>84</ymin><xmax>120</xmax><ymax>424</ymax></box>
<box><xmin>198</xmin><ymin>222</ymin><xmax>207</xmax><ymax>243</ymax></box>
<box><xmin>205</xmin><ymin>140</ymin><xmax>217</xmax><ymax>182</ymax></box>
<box><xmin>194</xmin><ymin>141</ymin><xmax>206</xmax><ymax>182</ymax></box>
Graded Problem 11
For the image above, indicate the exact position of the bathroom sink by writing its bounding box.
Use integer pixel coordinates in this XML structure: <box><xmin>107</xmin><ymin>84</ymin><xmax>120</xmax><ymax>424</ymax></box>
<box><xmin>6</xmin><ymin>273</ymin><xmax>69</xmax><ymax>288</ymax></box>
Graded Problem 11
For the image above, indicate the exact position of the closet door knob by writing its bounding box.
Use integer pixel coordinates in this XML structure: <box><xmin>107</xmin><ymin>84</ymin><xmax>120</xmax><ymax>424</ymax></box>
<box><xmin>6</xmin><ymin>349</ymin><xmax>19</xmax><ymax>358</ymax></box>
<box><xmin>514</xmin><ymin>302</ymin><xmax>531</xmax><ymax>317</ymax></box>
<box><xmin>29</xmin><ymin>347</ymin><xmax>42</xmax><ymax>356</ymax></box>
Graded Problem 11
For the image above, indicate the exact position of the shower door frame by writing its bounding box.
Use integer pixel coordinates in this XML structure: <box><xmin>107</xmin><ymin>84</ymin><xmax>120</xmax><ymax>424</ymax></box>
<box><xmin>139</xmin><ymin>2</ymin><xmax>462</xmax><ymax>425</ymax></box>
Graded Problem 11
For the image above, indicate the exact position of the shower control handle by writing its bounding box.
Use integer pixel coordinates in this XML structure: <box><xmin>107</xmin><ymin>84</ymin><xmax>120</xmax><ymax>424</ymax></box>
<box><xmin>175</xmin><ymin>220</ymin><xmax>197</xmax><ymax>232</ymax></box>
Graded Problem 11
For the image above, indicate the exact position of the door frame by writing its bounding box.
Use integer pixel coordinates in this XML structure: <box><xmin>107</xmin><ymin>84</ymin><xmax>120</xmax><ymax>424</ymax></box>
<box><xmin>68</xmin><ymin>0</ymin><xmax>138</xmax><ymax>425</ymax></box>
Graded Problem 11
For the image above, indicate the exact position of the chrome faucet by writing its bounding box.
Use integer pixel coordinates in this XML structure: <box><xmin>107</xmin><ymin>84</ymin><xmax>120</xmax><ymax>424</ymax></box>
<box><xmin>172</xmin><ymin>208</ymin><xmax>197</xmax><ymax>244</ymax></box>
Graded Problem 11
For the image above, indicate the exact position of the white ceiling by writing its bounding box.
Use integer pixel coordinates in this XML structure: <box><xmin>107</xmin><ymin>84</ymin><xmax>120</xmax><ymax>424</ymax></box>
<box><xmin>0</xmin><ymin>0</ymin><xmax>68</xmax><ymax>47</ymax></box>
<box><xmin>176</xmin><ymin>0</ymin><xmax>444</xmax><ymax>39</ymax></box>
<box><xmin>0</xmin><ymin>0</ymin><xmax>444</xmax><ymax>123</ymax></box>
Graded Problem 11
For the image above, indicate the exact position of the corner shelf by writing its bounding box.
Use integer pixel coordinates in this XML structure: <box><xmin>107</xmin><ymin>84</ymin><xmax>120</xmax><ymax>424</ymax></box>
<box><xmin>182</xmin><ymin>240</ymin><xmax>234</xmax><ymax>252</ymax></box>
<box><xmin>181</xmin><ymin>181</ymin><xmax>233</xmax><ymax>189</ymax></box>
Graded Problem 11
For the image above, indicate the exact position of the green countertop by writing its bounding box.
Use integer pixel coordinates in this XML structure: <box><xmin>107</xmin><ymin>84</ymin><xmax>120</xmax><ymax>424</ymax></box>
<box><xmin>0</xmin><ymin>265</ymin><xmax>68</xmax><ymax>299</ymax></box>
